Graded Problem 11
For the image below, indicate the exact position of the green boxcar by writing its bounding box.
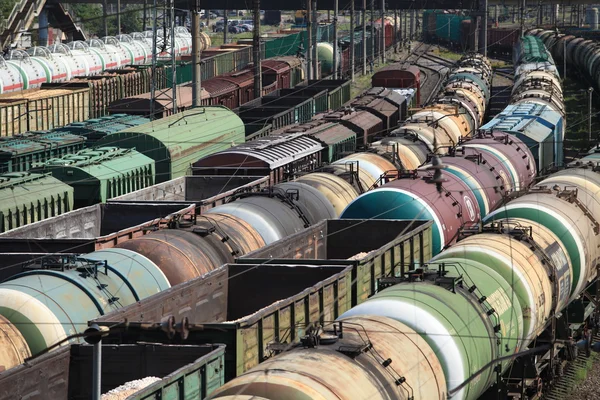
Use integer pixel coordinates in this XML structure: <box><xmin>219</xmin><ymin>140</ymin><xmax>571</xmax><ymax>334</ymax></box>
<box><xmin>300</xmin><ymin>79</ymin><xmax>352</xmax><ymax>111</ymax></box>
<box><xmin>57</xmin><ymin>114</ymin><xmax>151</xmax><ymax>145</ymax></box>
<box><xmin>95</xmin><ymin>106</ymin><xmax>245</xmax><ymax>183</ymax></box>
<box><xmin>311</xmin><ymin>122</ymin><xmax>357</xmax><ymax>162</ymax></box>
<box><xmin>435</xmin><ymin>13</ymin><xmax>470</xmax><ymax>43</ymax></box>
<box><xmin>32</xmin><ymin>147</ymin><xmax>155</xmax><ymax>208</ymax></box>
<box><xmin>0</xmin><ymin>172</ymin><xmax>73</xmax><ymax>233</ymax></box>
<box><xmin>125</xmin><ymin>344</ymin><xmax>226</xmax><ymax>400</ymax></box>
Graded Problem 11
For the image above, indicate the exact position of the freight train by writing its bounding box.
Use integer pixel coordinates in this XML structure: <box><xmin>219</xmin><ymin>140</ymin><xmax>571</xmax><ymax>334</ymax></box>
<box><xmin>423</xmin><ymin>9</ymin><xmax>520</xmax><ymax>55</ymax></box>
<box><xmin>341</xmin><ymin>36</ymin><xmax>564</xmax><ymax>254</ymax></box>
<box><xmin>206</xmin><ymin>37</ymin><xmax>590</xmax><ymax>400</ymax></box>
<box><xmin>0</xmin><ymin>57</ymin><xmax>470</xmax><ymax>371</ymax></box>
<box><xmin>0</xmin><ymin>28</ymin><xmax>204</xmax><ymax>93</ymax></box>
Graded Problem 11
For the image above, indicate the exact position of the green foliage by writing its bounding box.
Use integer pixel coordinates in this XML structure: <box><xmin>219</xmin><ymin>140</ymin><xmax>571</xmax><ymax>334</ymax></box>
<box><xmin>69</xmin><ymin>4</ymin><xmax>142</xmax><ymax>37</ymax></box>
<box><xmin>0</xmin><ymin>0</ymin><xmax>17</xmax><ymax>20</ymax></box>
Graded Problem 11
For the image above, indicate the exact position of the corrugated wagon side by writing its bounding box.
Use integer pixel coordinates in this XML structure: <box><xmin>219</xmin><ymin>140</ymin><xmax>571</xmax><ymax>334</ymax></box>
<box><xmin>0</xmin><ymin>172</ymin><xmax>74</xmax><ymax>233</ymax></box>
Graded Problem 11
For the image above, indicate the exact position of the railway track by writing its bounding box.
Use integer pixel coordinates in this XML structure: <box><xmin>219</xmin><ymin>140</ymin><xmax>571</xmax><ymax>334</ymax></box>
<box><xmin>543</xmin><ymin>333</ymin><xmax>600</xmax><ymax>400</ymax></box>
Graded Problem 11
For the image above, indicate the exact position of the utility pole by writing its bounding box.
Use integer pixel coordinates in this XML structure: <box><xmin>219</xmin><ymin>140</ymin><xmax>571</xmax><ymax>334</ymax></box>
<box><xmin>394</xmin><ymin>9</ymin><xmax>398</xmax><ymax>53</ymax></box>
<box><xmin>380</xmin><ymin>0</ymin><xmax>385</xmax><ymax>64</ymax></box>
<box><xmin>520</xmin><ymin>0</ymin><xmax>525</xmax><ymax>36</ymax></box>
<box><xmin>169</xmin><ymin>0</ymin><xmax>177</xmax><ymax>114</ymax></box>
<box><xmin>103</xmin><ymin>0</ymin><xmax>109</xmax><ymax>37</ymax></box>
<box><xmin>143</xmin><ymin>0</ymin><xmax>148</xmax><ymax>30</ymax></box>
<box><xmin>117</xmin><ymin>0</ymin><xmax>121</xmax><ymax>34</ymax></box>
<box><xmin>191</xmin><ymin>0</ymin><xmax>202</xmax><ymax>107</ymax></box>
<box><xmin>370</xmin><ymin>0</ymin><xmax>374</xmax><ymax>65</ymax></box>
<box><xmin>362</xmin><ymin>0</ymin><xmax>366</xmax><ymax>73</ymax></box>
<box><xmin>307</xmin><ymin>0</ymin><xmax>312</xmax><ymax>79</ymax></box>
<box><xmin>312</xmin><ymin>0</ymin><xmax>318</xmax><ymax>78</ymax></box>
<box><xmin>589</xmin><ymin>87</ymin><xmax>594</xmax><ymax>143</ymax></box>
<box><xmin>350</xmin><ymin>0</ymin><xmax>355</xmax><ymax>80</ymax></box>
<box><xmin>253</xmin><ymin>0</ymin><xmax>261</xmax><ymax>96</ymax></box>
<box><xmin>224</xmin><ymin>10</ymin><xmax>228</xmax><ymax>44</ymax></box>
<box><xmin>333</xmin><ymin>0</ymin><xmax>338</xmax><ymax>78</ymax></box>
<box><xmin>481</xmin><ymin>0</ymin><xmax>488</xmax><ymax>57</ymax></box>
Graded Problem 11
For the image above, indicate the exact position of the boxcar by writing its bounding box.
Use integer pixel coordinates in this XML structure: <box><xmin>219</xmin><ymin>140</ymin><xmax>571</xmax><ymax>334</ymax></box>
<box><xmin>31</xmin><ymin>147</ymin><xmax>155</xmax><ymax>208</ymax></box>
<box><xmin>0</xmin><ymin>131</ymin><xmax>86</xmax><ymax>173</ymax></box>
<box><xmin>371</xmin><ymin>65</ymin><xmax>421</xmax><ymax>105</ymax></box>
<box><xmin>0</xmin><ymin>171</ymin><xmax>74</xmax><ymax>233</ymax></box>
<box><xmin>95</xmin><ymin>106</ymin><xmax>245</xmax><ymax>182</ymax></box>
<box><xmin>192</xmin><ymin>132</ymin><xmax>323</xmax><ymax>183</ymax></box>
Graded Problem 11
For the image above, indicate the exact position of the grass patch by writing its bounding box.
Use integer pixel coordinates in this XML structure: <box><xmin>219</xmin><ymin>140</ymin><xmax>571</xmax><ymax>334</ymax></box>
<box><xmin>432</xmin><ymin>48</ymin><xmax>462</xmax><ymax>61</ymax></box>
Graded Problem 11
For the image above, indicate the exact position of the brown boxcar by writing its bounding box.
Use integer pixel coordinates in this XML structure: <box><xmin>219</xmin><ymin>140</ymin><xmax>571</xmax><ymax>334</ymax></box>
<box><xmin>321</xmin><ymin>109</ymin><xmax>384</xmax><ymax>146</ymax></box>
<box><xmin>371</xmin><ymin>65</ymin><xmax>421</xmax><ymax>105</ymax></box>
<box><xmin>192</xmin><ymin>133</ymin><xmax>324</xmax><ymax>183</ymax></box>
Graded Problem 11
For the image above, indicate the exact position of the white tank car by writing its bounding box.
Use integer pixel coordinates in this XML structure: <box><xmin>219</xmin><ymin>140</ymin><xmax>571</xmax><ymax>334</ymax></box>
<box><xmin>116</xmin><ymin>34</ymin><xmax>150</xmax><ymax>64</ymax></box>
<box><xmin>47</xmin><ymin>44</ymin><xmax>89</xmax><ymax>78</ymax></box>
<box><xmin>26</xmin><ymin>47</ymin><xmax>70</xmax><ymax>82</ymax></box>
<box><xmin>4</xmin><ymin>50</ymin><xmax>49</xmax><ymax>90</ymax></box>
<box><xmin>66</xmin><ymin>41</ymin><xmax>104</xmax><ymax>75</ymax></box>
<box><xmin>101</xmin><ymin>37</ymin><xmax>132</xmax><ymax>65</ymax></box>
<box><xmin>87</xmin><ymin>38</ymin><xmax>123</xmax><ymax>70</ymax></box>
<box><xmin>0</xmin><ymin>55</ymin><xmax>30</xmax><ymax>93</ymax></box>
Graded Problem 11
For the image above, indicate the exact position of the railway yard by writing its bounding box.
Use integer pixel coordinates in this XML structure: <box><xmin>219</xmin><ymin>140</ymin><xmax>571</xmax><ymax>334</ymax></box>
<box><xmin>2</xmin><ymin>5</ymin><xmax>600</xmax><ymax>400</ymax></box>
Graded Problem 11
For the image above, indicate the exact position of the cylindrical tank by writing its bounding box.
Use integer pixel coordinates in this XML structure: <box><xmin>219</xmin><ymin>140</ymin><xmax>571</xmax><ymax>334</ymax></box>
<box><xmin>26</xmin><ymin>47</ymin><xmax>69</xmax><ymax>83</ymax></box>
<box><xmin>435</xmin><ymin>234</ymin><xmax>553</xmax><ymax>340</ymax></box>
<box><xmin>67</xmin><ymin>41</ymin><xmax>104</xmax><ymax>75</ymax></box>
<box><xmin>340</xmin><ymin>169</ymin><xmax>480</xmax><ymax>254</ymax></box>
<box><xmin>117</xmin><ymin>216</ymin><xmax>264</xmax><ymax>285</ymax></box>
<box><xmin>331</xmin><ymin>152</ymin><xmax>397</xmax><ymax>189</ymax></box>
<box><xmin>484</xmin><ymin>192</ymin><xmax>598</xmax><ymax>303</ymax></box>
<box><xmin>275</xmin><ymin>181</ymin><xmax>337</xmax><ymax>224</ymax></box>
<box><xmin>102</xmin><ymin>36</ymin><xmax>133</xmax><ymax>65</ymax></box>
<box><xmin>0</xmin><ymin>249</ymin><xmax>170</xmax><ymax>355</ymax></box>
<box><xmin>47</xmin><ymin>43</ymin><xmax>89</xmax><ymax>78</ymax></box>
<box><xmin>3</xmin><ymin>51</ymin><xmax>48</xmax><ymax>90</ymax></box>
<box><xmin>340</xmin><ymin>280</ymin><xmax>506</xmax><ymax>400</ymax></box>
<box><xmin>461</xmin><ymin>130</ymin><xmax>537</xmax><ymax>191</ymax></box>
<box><xmin>294</xmin><ymin>173</ymin><xmax>359</xmax><ymax>217</ymax></box>
<box><xmin>87</xmin><ymin>38</ymin><xmax>122</xmax><ymax>69</ymax></box>
<box><xmin>116</xmin><ymin>34</ymin><xmax>150</xmax><ymax>64</ymax></box>
<box><xmin>208</xmin><ymin>315</ymin><xmax>447</xmax><ymax>400</ymax></box>
<box><xmin>410</xmin><ymin>106</ymin><xmax>471</xmax><ymax>146</ymax></box>
<box><xmin>0</xmin><ymin>314</ymin><xmax>31</xmax><ymax>371</ymax></box>
<box><xmin>205</xmin><ymin>196</ymin><xmax>307</xmax><ymax>245</ymax></box>
<box><xmin>0</xmin><ymin>55</ymin><xmax>25</xmax><ymax>93</ymax></box>
<box><xmin>316</xmin><ymin>42</ymin><xmax>339</xmax><ymax>75</ymax></box>
<box><xmin>371</xmin><ymin>135</ymin><xmax>429</xmax><ymax>170</ymax></box>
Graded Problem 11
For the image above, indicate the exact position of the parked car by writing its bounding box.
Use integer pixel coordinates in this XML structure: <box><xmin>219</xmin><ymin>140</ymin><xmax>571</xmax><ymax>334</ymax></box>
<box><xmin>228</xmin><ymin>25</ymin><xmax>241</xmax><ymax>34</ymax></box>
<box><xmin>239</xmin><ymin>24</ymin><xmax>253</xmax><ymax>32</ymax></box>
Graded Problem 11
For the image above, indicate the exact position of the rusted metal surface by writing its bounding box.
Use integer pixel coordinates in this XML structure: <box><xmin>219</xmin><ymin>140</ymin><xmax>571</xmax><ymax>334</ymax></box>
<box><xmin>351</xmin><ymin>96</ymin><xmax>401</xmax><ymax>134</ymax></box>
<box><xmin>116</xmin><ymin>229</ymin><xmax>233</xmax><ymax>285</ymax></box>
<box><xmin>295</xmin><ymin>173</ymin><xmax>359</xmax><ymax>217</ymax></box>
<box><xmin>209</xmin><ymin>315</ymin><xmax>447</xmax><ymax>400</ymax></box>
<box><xmin>324</xmin><ymin>109</ymin><xmax>384</xmax><ymax>145</ymax></box>
<box><xmin>0</xmin><ymin>314</ymin><xmax>30</xmax><ymax>373</ymax></box>
<box><xmin>107</xmin><ymin>87</ymin><xmax>210</xmax><ymax>118</ymax></box>
<box><xmin>0</xmin><ymin>346</ymin><xmax>70</xmax><ymax>400</ymax></box>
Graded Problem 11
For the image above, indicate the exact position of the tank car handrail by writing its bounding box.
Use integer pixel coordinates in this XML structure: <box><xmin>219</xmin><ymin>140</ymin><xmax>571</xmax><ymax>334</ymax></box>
<box><xmin>47</xmin><ymin>43</ymin><xmax>72</xmax><ymax>56</ymax></box>
<box><xmin>67</xmin><ymin>41</ymin><xmax>91</xmax><ymax>52</ymax></box>
<box><xmin>87</xmin><ymin>39</ymin><xmax>107</xmax><ymax>49</ymax></box>
<box><xmin>7</xmin><ymin>49</ymin><xmax>32</xmax><ymax>62</ymax></box>
<box><xmin>116</xmin><ymin>34</ymin><xmax>134</xmax><ymax>43</ymax></box>
<box><xmin>101</xmin><ymin>36</ymin><xmax>122</xmax><ymax>47</ymax></box>
<box><xmin>26</xmin><ymin>46</ymin><xmax>52</xmax><ymax>59</ymax></box>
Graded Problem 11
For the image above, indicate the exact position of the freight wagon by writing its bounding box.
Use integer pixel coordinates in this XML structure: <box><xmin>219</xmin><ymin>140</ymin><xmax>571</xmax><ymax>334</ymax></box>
<box><xmin>423</xmin><ymin>10</ymin><xmax>520</xmax><ymax>54</ymax></box>
<box><xmin>31</xmin><ymin>147</ymin><xmax>156</xmax><ymax>208</ymax></box>
<box><xmin>0</xmin><ymin>171</ymin><xmax>74</xmax><ymax>233</ymax></box>
<box><xmin>95</xmin><ymin>106</ymin><xmax>245</xmax><ymax>183</ymax></box>
<box><xmin>0</xmin><ymin>342</ymin><xmax>225</xmax><ymax>400</ymax></box>
<box><xmin>108</xmin><ymin>56</ymin><xmax>305</xmax><ymax>119</ymax></box>
<box><xmin>0</xmin><ymin>130</ymin><xmax>86</xmax><ymax>173</ymax></box>
<box><xmin>82</xmin><ymin>219</ymin><xmax>432</xmax><ymax>380</ymax></box>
